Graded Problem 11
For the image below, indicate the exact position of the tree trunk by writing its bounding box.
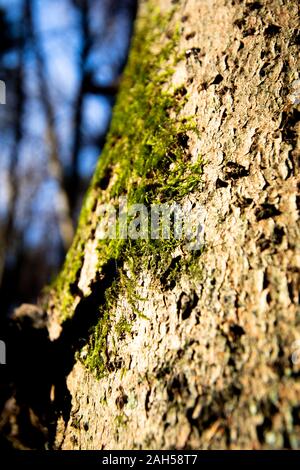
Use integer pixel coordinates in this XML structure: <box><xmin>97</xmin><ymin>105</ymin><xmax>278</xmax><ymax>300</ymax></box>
<box><xmin>47</xmin><ymin>0</ymin><xmax>300</xmax><ymax>450</ymax></box>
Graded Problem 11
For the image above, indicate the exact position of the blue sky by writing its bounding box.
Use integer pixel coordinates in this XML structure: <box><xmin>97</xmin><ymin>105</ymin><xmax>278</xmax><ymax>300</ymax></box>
<box><xmin>0</xmin><ymin>0</ymin><xmax>135</xmax><ymax>256</ymax></box>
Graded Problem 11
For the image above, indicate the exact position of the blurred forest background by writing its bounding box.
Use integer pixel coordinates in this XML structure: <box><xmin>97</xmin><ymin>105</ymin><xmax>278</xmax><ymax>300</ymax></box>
<box><xmin>0</xmin><ymin>0</ymin><xmax>138</xmax><ymax>316</ymax></box>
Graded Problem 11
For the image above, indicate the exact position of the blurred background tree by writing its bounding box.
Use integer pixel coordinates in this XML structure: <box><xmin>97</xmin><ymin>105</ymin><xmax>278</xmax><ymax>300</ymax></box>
<box><xmin>0</xmin><ymin>0</ymin><xmax>138</xmax><ymax>315</ymax></box>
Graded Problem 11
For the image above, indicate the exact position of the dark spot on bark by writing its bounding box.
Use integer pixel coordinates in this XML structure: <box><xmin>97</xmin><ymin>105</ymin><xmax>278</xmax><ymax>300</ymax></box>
<box><xmin>256</xmin><ymin>417</ymin><xmax>273</xmax><ymax>444</ymax></box>
<box><xmin>71</xmin><ymin>416</ymin><xmax>81</xmax><ymax>429</ymax></box>
<box><xmin>259</xmin><ymin>63</ymin><xmax>269</xmax><ymax>77</ymax></box>
<box><xmin>181</xmin><ymin>14</ymin><xmax>189</xmax><ymax>23</ymax></box>
<box><xmin>185</xmin><ymin>47</ymin><xmax>201</xmax><ymax>59</ymax></box>
<box><xmin>281</xmin><ymin>60</ymin><xmax>289</xmax><ymax>75</ymax></box>
<box><xmin>216</xmin><ymin>178</ymin><xmax>228</xmax><ymax>189</ymax></box>
<box><xmin>174</xmin><ymin>85</ymin><xmax>187</xmax><ymax>98</ymax></box>
<box><xmin>263</xmin><ymin>272</ymin><xmax>269</xmax><ymax>289</ymax></box>
<box><xmin>185</xmin><ymin>31</ymin><xmax>196</xmax><ymax>40</ymax></box>
<box><xmin>223</xmin><ymin>162</ymin><xmax>249</xmax><ymax>180</ymax></box>
<box><xmin>97</xmin><ymin>166</ymin><xmax>113</xmax><ymax>190</ymax></box>
<box><xmin>274</xmin><ymin>43</ymin><xmax>282</xmax><ymax>54</ymax></box>
<box><xmin>264</xmin><ymin>24</ymin><xmax>281</xmax><ymax>37</ymax></box>
<box><xmin>234</xmin><ymin>18</ymin><xmax>246</xmax><ymax>29</ymax></box>
<box><xmin>177</xmin><ymin>132</ymin><xmax>189</xmax><ymax>149</ymax></box>
<box><xmin>199</xmin><ymin>81</ymin><xmax>208</xmax><ymax>91</ymax></box>
<box><xmin>247</xmin><ymin>1</ymin><xmax>263</xmax><ymax>11</ymax></box>
<box><xmin>291</xmin><ymin>30</ymin><xmax>300</xmax><ymax>46</ymax></box>
<box><xmin>271</xmin><ymin>225</ymin><xmax>284</xmax><ymax>245</ymax></box>
<box><xmin>83</xmin><ymin>422</ymin><xmax>89</xmax><ymax>432</ymax></box>
<box><xmin>256</xmin><ymin>400</ymin><xmax>279</xmax><ymax>444</ymax></box>
<box><xmin>116</xmin><ymin>387</ymin><xmax>128</xmax><ymax>410</ymax></box>
<box><xmin>107</xmin><ymin>361</ymin><xmax>115</xmax><ymax>373</ymax></box>
<box><xmin>211</xmin><ymin>74</ymin><xmax>224</xmax><ymax>85</ymax></box>
<box><xmin>257</xmin><ymin>235</ymin><xmax>270</xmax><ymax>251</ymax></box>
<box><xmin>255</xmin><ymin>204</ymin><xmax>281</xmax><ymax>221</ymax></box>
<box><xmin>287</xmin><ymin>281</ymin><xmax>295</xmax><ymax>304</ymax></box>
<box><xmin>177</xmin><ymin>291</ymin><xmax>199</xmax><ymax>320</ymax></box>
<box><xmin>292</xmin><ymin>406</ymin><xmax>300</xmax><ymax>426</ymax></box>
<box><xmin>156</xmin><ymin>365</ymin><xmax>172</xmax><ymax>380</ymax></box>
<box><xmin>70</xmin><ymin>435</ymin><xmax>78</xmax><ymax>446</ymax></box>
<box><xmin>229</xmin><ymin>324</ymin><xmax>245</xmax><ymax>340</ymax></box>
<box><xmin>112</xmin><ymin>358</ymin><xmax>124</xmax><ymax>370</ymax></box>
<box><xmin>235</xmin><ymin>195</ymin><xmax>253</xmax><ymax>209</ymax></box>
<box><xmin>238</xmin><ymin>41</ymin><xmax>244</xmax><ymax>51</ymax></box>
<box><xmin>177</xmin><ymin>349</ymin><xmax>184</xmax><ymax>359</ymax></box>
<box><xmin>167</xmin><ymin>374</ymin><xmax>188</xmax><ymax>402</ymax></box>
<box><xmin>219</xmin><ymin>86</ymin><xmax>229</xmax><ymax>98</ymax></box>
<box><xmin>145</xmin><ymin>390</ymin><xmax>151</xmax><ymax>413</ymax></box>
<box><xmin>281</xmin><ymin>108</ymin><xmax>300</xmax><ymax>146</ymax></box>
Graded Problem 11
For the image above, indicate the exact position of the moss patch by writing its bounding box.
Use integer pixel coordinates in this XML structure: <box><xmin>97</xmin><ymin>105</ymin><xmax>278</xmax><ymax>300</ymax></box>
<box><xmin>49</xmin><ymin>4</ymin><xmax>204</xmax><ymax>376</ymax></box>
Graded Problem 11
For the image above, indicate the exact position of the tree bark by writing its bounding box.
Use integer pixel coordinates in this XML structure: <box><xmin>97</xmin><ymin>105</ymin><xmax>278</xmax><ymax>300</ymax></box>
<box><xmin>46</xmin><ymin>0</ymin><xmax>300</xmax><ymax>450</ymax></box>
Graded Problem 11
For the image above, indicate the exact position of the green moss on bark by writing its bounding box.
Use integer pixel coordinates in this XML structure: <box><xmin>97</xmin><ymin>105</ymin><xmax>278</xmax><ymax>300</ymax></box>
<box><xmin>49</xmin><ymin>4</ymin><xmax>203</xmax><ymax>376</ymax></box>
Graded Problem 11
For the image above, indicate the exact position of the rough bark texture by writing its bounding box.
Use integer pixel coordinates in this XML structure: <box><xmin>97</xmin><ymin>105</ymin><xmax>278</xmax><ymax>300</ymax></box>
<box><xmin>47</xmin><ymin>0</ymin><xmax>299</xmax><ymax>450</ymax></box>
